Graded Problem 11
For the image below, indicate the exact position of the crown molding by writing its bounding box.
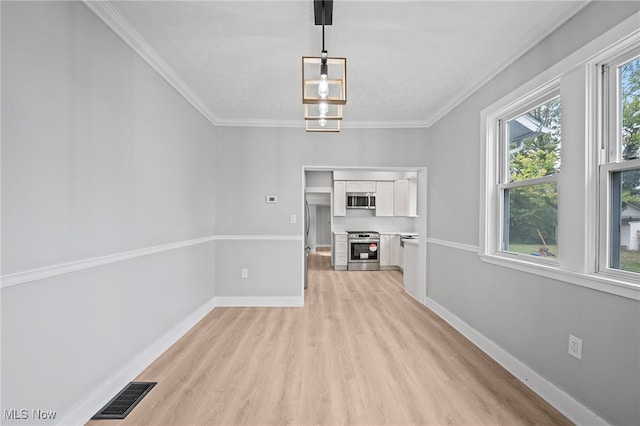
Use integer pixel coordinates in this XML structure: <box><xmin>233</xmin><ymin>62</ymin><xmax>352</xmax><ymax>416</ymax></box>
<box><xmin>82</xmin><ymin>0</ymin><xmax>220</xmax><ymax>126</ymax></box>
<box><xmin>214</xmin><ymin>118</ymin><xmax>303</xmax><ymax>128</ymax></box>
<box><xmin>422</xmin><ymin>1</ymin><xmax>590</xmax><ymax>128</ymax></box>
<box><xmin>215</xmin><ymin>118</ymin><xmax>431</xmax><ymax>129</ymax></box>
<box><xmin>80</xmin><ymin>0</ymin><xmax>433</xmax><ymax>131</ymax></box>
<box><xmin>344</xmin><ymin>120</ymin><xmax>430</xmax><ymax>129</ymax></box>
<box><xmin>83</xmin><ymin>0</ymin><xmax>589</xmax><ymax>131</ymax></box>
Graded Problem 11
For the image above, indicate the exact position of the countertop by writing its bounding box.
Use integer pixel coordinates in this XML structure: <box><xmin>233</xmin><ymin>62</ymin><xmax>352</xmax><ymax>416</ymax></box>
<box><xmin>403</xmin><ymin>239</ymin><xmax>419</xmax><ymax>247</ymax></box>
<box><xmin>332</xmin><ymin>230</ymin><xmax>419</xmax><ymax>237</ymax></box>
<box><xmin>379</xmin><ymin>231</ymin><xmax>418</xmax><ymax>236</ymax></box>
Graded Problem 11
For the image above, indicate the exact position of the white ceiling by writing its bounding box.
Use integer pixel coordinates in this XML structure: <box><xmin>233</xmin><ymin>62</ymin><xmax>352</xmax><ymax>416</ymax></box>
<box><xmin>92</xmin><ymin>1</ymin><xmax>588</xmax><ymax>128</ymax></box>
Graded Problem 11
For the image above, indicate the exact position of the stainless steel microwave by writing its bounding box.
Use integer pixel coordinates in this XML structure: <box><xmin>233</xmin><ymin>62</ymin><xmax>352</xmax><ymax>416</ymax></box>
<box><xmin>347</xmin><ymin>193</ymin><xmax>376</xmax><ymax>209</ymax></box>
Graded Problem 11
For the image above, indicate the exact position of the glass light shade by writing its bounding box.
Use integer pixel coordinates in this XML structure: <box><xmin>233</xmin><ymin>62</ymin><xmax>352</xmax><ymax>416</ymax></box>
<box><xmin>302</xmin><ymin>56</ymin><xmax>347</xmax><ymax>105</ymax></box>
<box><xmin>306</xmin><ymin>118</ymin><xmax>341</xmax><ymax>132</ymax></box>
<box><xmin>304</xmin><ymin>103</ymin><xmax>342</xmax><ymax>121</ymax></box>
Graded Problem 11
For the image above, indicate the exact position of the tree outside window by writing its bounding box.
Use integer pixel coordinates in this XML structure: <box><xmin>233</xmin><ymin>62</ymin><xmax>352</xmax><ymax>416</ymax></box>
<box><xmin>502</xmin><ymin>97</ymin><xmax>561</xmax><ymax>258</ymax></box>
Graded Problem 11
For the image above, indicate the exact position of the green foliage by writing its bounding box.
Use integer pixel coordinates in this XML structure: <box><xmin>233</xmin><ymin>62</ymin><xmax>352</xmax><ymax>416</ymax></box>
<box><xmin>508</xmin><ymin>183</ymin><xmax>558</xmax><ymax>245</ymax></box>
<box><xmin>510</xmin><ymin>149</ymin><xmax>558</xmax><ymax>181</ymax></box>
<box><xmin>509</xmin><ymin>99</ymin><xmax>561</xmax><ymax>182</ymax></box>
<box><xmin>621</xmin><ymin>248</ymin><xmax>640</xmax><ymax>273</ymax></box>
<box><xmin>623</xmin><ymin>191</ymin><xmax>640</xmax><ymax>209</ymax></box>
<box><xmin>621</xmin><ymin>59</ymin><xmax>640</xmax><ymax>208</ymax></box>
<box><xmin>506</xmin><ymin>99</ymin><xmax>561</xmax><ymax>247</ymax></box>
<box><xmin>621</xmin><ymin>58</ymin><xmax>640</xmax><ymax>161</ymax></box>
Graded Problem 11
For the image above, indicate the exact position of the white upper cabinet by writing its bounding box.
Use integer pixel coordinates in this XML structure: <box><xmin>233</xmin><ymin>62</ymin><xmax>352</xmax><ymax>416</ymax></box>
<box><xmin>408</xmin><ymin>178</ymin><xmax>418</xmax><ymax>217</ymax></box>
<box><xmin>346</xmin><ymin>181</ymin><xmax>376</xmax><ymax>193</ymax></box>
<box><xmin>394</xmin><ymin>180</ymin><xmax>409</xmax><ymax>216</ymax></box>
<box><xmin>375</xmin><ymin>181</ymin><xmax>394</xmax><ymax>216</ymax></box>
<box><xmin>394</xmin><ymin>179</ymin><xmax>418</xmax><ymax>217</ymax></box>
<box><xmin>333</xmin><ymin>181</ymin><xmax>346</xmax><ymax>216</ymax></box>
<box><xmin>335</xmin><ymin>179</ymin><xmax>416</xmax><ymax>217</ymax></box>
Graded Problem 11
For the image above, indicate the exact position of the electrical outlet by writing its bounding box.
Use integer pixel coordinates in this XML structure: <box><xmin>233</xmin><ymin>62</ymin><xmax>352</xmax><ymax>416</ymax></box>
<box><xmin>241</xmin><ymin>268</ymin><xmax>248</xmax><ymax>279</ymax></box>
<box><xmin>568</xmin><ymin>334</ymin><xmax>582</xmax><ymax>360</ymax></box>
<box><xmin>290</xmin><ymin>214</ymin><xmax>297</xmax><ymax>224</ymax></box>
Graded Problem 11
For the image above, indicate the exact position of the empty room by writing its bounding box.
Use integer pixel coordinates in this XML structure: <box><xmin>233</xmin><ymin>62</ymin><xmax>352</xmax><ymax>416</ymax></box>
<box><xmin>2</xmin><ymin>1</ymin><xmax>639</xmax><ymax>425</ymax></box>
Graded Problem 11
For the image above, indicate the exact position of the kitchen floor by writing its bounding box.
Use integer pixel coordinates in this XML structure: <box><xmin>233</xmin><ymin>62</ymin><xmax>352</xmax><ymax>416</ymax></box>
<box><xmin>86</xmin><ymin>252</ymin><xmax>571</xmax><ymax>425</ymax></box>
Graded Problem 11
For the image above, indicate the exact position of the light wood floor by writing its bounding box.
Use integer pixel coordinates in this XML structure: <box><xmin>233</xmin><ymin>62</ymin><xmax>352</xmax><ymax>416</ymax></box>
<box><xmin>87</xmin><ymin>253</ymin><xmax>572</xmax><ymax>425</ymax></box>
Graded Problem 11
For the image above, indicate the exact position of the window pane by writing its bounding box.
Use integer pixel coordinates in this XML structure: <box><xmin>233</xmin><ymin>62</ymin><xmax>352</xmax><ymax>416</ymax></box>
<box><xmin>620</xmin><ymin>56</ymin><xmax>640</xmax><ymax>161</ymax></box>
<box><xmin>507</xmin><ymin>97</ymin><xmax>561</xmax><ymax>182</ymax></box>
<box><xmin>503</xmin><ymin>182</ymin><xmax>558</xmax><ymax>257</ymax></box>
<box><xmin>610</xmin><ymin>168</ymin><xmax>640</xmax><ymax>273</ymax></box>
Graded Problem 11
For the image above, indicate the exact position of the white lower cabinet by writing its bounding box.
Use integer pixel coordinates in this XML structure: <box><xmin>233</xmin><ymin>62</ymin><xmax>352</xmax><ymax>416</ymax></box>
<box><xmin>333</xmin><ymin>233</ymin><xmax>348</xmax><ymax>270</ymax></box>
<box><xmin>380</xmin><ymin>235</ymin><xmax>391</xmax><ymax>266</ymax></box>
<box><xmin>381</xmin><ymin>234</ymin><xmax>402</xmax><ymax>270</ymax></box>
<box><xmin>403</xmin><ymin>240</ymin><xmax>420</xmax><ymax>301</ymax></box>
<box><xmin>389</xmin><ymin>235</ymin><xmax>402</xmax><ymax>268</ymax></box>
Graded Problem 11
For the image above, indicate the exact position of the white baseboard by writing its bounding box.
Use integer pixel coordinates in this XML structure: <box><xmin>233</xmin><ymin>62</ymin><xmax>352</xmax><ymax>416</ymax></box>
<box><xmin>56</xmin><ymin>297</ymin><xmax>217</xmax><ymax>426</ymax></box>
<box><xmin>424</xmin><ymin>297</ymin><xmax>608</xmax><ymax>426</ymax></box>
<box><xmin>215</xmin><ymin>296</ymin><xmax>304</xmax><ymax>307</ymax></box>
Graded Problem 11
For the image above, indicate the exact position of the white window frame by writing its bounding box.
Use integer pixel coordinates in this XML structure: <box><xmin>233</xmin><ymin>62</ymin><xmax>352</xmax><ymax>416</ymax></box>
<box><xmin>482</xmin><ymin>80</ymin><xmax>561</xmax><ymax>265</ymax></box>
<box><xmin>597</xmin><ymin>46</ymin><xmax>640</xmax><ymax>282</ymax></box>
<box><xmin>479</xmin><ymin>11</ymin><xmax>640</xmax><ymax>301</ymax></box>
<box><xmin>497</xmin><ymin>90</ymin><xmax>561</xmax><ymax>266</ymax></box>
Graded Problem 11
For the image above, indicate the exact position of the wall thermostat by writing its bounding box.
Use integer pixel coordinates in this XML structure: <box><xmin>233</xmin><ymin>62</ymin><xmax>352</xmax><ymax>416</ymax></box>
<box><xmin>266</xmin><ymin>195</ymin><xmax>278</xmax><ymax>203</ymax></box>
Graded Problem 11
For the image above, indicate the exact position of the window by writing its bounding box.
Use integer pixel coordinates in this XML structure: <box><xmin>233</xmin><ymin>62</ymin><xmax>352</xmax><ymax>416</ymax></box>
<box><xmin>599</xmin><ymin>51</ymin><xmax>640</xmax><ymax>277</ymax></box>
<box><xmin>480</xmin><ymin>13</ymin><xmax>640</xmax><ymax>299</ymax></box>
<box><xmin>499</xmin><ymin>94</ymin><xmax>561</xmax><ymax>260</ymax></box>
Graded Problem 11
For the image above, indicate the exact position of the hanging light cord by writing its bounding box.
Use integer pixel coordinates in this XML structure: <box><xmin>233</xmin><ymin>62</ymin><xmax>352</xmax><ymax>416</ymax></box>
<box><xmin>320</xmin><ymin>0</ymin><xmax>328</xmax><ymax>77</ymax></box>
<box><xmin>321</xmin><ymin>0</ymin><xmax>325</xmax><ymax>52</ymax></box>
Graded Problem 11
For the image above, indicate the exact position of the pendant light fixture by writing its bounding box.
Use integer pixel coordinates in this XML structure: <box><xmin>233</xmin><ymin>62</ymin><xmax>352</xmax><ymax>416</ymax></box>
<box><xmin>302</xmin><ymin>0</ymin><xmax>346</xmax><ymax>132</ymax></box>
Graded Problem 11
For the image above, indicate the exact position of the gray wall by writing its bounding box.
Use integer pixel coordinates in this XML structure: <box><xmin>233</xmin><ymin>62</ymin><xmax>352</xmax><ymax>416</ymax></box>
<box><xmin>1</xmin><ymin>1</ymin><xmax>216</xmax><ymax>423</ymax></box>
<box><xmin>214</xmin><ymin>126</ymin><xmax>428</xmax><ymax>299</ymax></box>
<box><xmin>214</xmin><ymin>126</ymin><xmax>428</xmax><ymax>235</ymax></box>
<box><xmin>4</xmin><ymin>1</ymin><xmax>637</xmax><ymax>425</ymax></box>
<box><xmin>426</xmin><ymin>2</ymin><xmax>640</xmax><ymax>425</ymax></box>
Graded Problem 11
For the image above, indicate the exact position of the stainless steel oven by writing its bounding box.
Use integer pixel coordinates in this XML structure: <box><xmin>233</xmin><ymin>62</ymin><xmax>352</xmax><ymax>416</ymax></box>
<box><xmin>348</xmin><ymin>231</ymin><xmax>380</xmax><ymax>271</ymax></box>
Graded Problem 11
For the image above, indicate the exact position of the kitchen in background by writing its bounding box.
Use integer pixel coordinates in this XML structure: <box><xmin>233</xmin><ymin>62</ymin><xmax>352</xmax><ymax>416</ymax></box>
<box><xmin>305</xmin><ymin>169</ymin><xmax>421</xmax><ymax>297</ymax></box>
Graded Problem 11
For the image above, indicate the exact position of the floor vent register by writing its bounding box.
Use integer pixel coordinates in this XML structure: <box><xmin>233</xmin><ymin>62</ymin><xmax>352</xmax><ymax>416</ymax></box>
<box><xmin>92</xmin><ymin>382</ymin><xmax>156</xmax><ymax>420</ymax></box>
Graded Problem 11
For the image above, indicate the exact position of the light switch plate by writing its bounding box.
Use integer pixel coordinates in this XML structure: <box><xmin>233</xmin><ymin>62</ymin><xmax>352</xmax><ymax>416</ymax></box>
<box><xmin>290</xmin><ymin>214</ymin><xmax>297</xmax><ymax>224</ymax></box>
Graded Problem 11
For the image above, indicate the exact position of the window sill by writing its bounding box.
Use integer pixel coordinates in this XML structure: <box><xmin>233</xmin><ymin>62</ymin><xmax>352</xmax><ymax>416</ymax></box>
<box><xmin>479</xmin><ymin>253</ymin><xmax>640</xmax><ymax>301</ymax></box>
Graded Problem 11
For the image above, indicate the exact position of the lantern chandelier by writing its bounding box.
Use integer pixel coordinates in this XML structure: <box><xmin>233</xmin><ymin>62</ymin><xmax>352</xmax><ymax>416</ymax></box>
<box><xmin>302</xmin><ymin>0</ymin><xmax>347</xmax><ymax>132</ymax></box>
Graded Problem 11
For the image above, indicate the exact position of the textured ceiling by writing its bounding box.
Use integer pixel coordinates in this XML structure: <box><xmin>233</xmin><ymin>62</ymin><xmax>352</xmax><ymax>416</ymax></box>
<box><xmin>99</xmin><ymin>1</ymin><xmax>588</xmax><ymax>128</ymax></box>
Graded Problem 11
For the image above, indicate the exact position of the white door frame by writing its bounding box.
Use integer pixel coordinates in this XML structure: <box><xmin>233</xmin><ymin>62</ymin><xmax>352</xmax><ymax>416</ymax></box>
<box><xmin>301</xmin><ymin>165</ymin><xmax>428</xmax><ymax>305</ymax></box>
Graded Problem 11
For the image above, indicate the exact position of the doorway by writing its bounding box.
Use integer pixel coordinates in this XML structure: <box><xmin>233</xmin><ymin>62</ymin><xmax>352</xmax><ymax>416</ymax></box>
<box><xmin>316</xmin><ymin>205</ymin><xmax>331</xmax><ymax>247</ymax></box>
<box><xmin>302</xmin><ymin>166</ymin><xmax>428</xmax><ymax>305</ymax></box>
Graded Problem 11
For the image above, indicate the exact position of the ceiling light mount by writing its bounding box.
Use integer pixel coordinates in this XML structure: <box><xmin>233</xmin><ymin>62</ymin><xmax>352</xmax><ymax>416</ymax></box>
<box><xmin>314</xmin><ymin>0</ymin><xmax>333</xmax><ymax>25</ymax></box>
